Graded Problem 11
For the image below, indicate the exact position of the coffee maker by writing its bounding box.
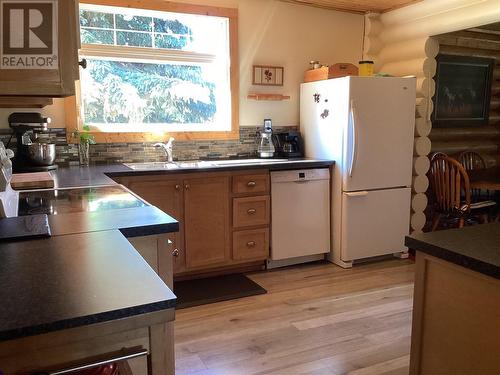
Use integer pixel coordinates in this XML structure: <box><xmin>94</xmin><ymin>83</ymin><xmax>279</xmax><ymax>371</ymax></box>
<box><xmin>273</xmin><ymin>131</ymin><xmax>304</xmax><ymax>158</ymax></box>
<box><xmin>257</xmin><ymin>119</ymin><xmax>275</xmax><ymax>158</ymax></box>
<box><xmin>8</xmin><ymin>112</ymin><xmax>57</xmax><ymax>173</ymax></box>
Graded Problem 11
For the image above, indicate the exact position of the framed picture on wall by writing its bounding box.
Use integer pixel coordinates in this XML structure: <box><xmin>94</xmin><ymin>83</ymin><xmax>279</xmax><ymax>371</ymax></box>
<box><xmin>252</xmin><ymin>65</ymin><xmax>284</xmax><ymax>86</ymax></box>
<box><xmin>432</xmin><ymin>54</ymin><xmax>494</xmax><ymax>128</ymax></box>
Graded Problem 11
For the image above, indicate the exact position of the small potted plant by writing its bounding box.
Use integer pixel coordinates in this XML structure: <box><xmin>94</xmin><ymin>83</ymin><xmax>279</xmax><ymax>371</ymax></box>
<box><xmin>72</xmin><ymin>125</ymin><xmax>95</xmax><ymax>166</ymax></box>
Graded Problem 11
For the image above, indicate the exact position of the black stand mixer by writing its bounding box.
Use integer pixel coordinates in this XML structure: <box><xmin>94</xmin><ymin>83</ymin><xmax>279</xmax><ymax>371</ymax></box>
<box><xmin>8</xmin><ymin>113</ymin><xmax>57</xmax><ymax>173</ymax></box>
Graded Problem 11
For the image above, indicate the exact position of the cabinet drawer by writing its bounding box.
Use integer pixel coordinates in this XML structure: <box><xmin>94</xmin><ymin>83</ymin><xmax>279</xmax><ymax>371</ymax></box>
<box><xmin>233</xmin><ymin>196</ymin><xmax>270</xmax><ymax>228</ymax></box>
<box><xmin>233</xmin><ymin>173</ymin><xmax>269</xmax><ymax>194</ymax></box>
<box><xmin>233</xmin><ymin>229</ymin><xmax>269</xmax><ymax>261</ymax></box>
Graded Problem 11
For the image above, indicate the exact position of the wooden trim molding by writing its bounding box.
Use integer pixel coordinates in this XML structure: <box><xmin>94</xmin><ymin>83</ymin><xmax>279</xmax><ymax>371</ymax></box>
<box><xmin>81</xmin><ymin>0</ymin><xmax>238</xmax><ymax>17</ymax></box>
<box><xmin>65</xmin><ymin>0</ymin><xmax>239</xmax><ymax>143</ymax></box>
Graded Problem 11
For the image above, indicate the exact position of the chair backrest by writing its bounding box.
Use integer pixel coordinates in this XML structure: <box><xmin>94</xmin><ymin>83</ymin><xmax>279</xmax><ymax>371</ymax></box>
<box><xmin>429</xmin><ymin>155</ymin><xmax>471</xmax><ymax>213</ymax></box>
<box><xmin>458</xmin><ymin>151</ymin><xmax>486</xmax><ymax>171</ymax></box>
<box><xmin>429</xmin><ymin>151</ymin><xmax>448</xmax><ymax>162</ymax></box>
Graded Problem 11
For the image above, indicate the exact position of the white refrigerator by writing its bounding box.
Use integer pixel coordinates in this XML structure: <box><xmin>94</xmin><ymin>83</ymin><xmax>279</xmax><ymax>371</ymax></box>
<box><xmin>300</xmin><ymin>76</ymin><xmax>416</xmax><ymax>268</ymax></box>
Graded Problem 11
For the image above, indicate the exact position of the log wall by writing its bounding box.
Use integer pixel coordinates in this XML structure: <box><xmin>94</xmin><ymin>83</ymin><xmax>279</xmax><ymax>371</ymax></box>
<box><xmin>363</xmin><ymin>0</ymin><xmax>500</xmax><ymax>234</ymax></box>
<box><xmin>430</xmin><ymin>29</ymin><xmax>500</xmax><ymax>167</ymax></box>
<box><xmin>364</xmin><ymin>15</ymin><xmax>437</xmax><ymax>234</ymax></box>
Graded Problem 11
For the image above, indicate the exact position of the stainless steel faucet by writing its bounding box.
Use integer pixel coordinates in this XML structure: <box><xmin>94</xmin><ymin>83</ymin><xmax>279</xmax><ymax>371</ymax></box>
<box><xmin>154</xmin><ymin>137</ymin><xmax>175</xmax><ymax>163</ymax></box>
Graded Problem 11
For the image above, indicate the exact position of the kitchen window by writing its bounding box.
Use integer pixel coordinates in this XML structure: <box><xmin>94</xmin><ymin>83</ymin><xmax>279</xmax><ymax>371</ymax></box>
<box><xmin>70</xmin><ymin>1</ymin><xmax>239</xmax><ymax>141</ymax></box>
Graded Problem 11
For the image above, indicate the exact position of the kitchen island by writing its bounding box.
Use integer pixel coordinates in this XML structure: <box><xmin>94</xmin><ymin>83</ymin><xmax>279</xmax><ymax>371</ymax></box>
<box><xmin>405</xmin><ymin>224</ymin><xmax>500</xmax><ymax>375</ymax></box>
<box><xmin>0</xmin><ymin>182</ymin><xmax>179</xmax><ymax>374</ymax></box>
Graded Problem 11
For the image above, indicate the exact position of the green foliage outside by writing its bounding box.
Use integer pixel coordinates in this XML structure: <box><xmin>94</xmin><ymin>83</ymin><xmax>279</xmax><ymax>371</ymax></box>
<box><xmin>79</xmin><ymin>9</ymin><xmax>219</xmax><ymax>127</ymax></box>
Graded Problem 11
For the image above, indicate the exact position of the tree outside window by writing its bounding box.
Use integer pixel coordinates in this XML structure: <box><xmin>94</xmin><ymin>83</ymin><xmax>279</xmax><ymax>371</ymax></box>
<box><xmin>78</xmin><ymin>5</ymin><xmax>231</xmax><ymax>133</ymax></box>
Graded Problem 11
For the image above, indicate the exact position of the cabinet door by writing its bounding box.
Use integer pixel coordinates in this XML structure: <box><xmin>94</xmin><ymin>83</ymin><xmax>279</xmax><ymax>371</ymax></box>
<box><xmin>128</xmin><ymin>235</ymin><xmax>159</xmax><ymax>273</ymax></box>
<box><xmin>0</xmin><ymin>0</ymin><xmax>79</xmax><ymax>97</ymax></box>
<box><xmin>184</xmin><ymin>176</ymin><xmax>230</xmax><ymax>269</ymax></box>
<box><xmin>125</xmin><ymin>178</ymin><xmax>186</xmax><ymax>274</ymax></box>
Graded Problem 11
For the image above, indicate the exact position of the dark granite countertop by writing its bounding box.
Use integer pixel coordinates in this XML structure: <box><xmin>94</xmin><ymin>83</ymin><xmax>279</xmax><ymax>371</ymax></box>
<box><xmin>51</xmin><ymin>159</ymin><xmax>334</xmax><ymax>189</ymax></box>
<box><xmin>15</xmin><ymin>184</ymin><xmax>179</xmax><ymax>238</ymax></box>
<box><xmin>0</xmin><ymin>230</ymin><xmax>176</xmax><ymax>341</ymax></box>
<box><xmin>48</xmin><ymin>205</ymin><xmax>179</xmax><ymax>238</ymax></box>
<box><xmin>405</xmin><ymin>223</ymin><xmax>500</xmax><ymax>279</ymax></box>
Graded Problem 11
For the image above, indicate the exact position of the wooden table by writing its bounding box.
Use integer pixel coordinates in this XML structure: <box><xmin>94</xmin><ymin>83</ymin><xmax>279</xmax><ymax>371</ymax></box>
<box><xmin>468</xmin><ymin>166</ymin><xmax>500</xmax><ymax>190</ymax></box>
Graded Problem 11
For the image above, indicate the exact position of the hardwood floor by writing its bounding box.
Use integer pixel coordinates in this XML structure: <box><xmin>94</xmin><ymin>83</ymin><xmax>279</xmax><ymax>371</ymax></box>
<box><xmin>175</xmin><ymin>259</ymin><xmax>415</xmax><ymax>375</ymax></box>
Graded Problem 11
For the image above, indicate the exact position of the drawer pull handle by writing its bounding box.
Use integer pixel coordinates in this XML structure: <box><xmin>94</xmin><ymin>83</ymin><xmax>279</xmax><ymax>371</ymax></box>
<box><xmin>247</xmin><ymin>208</ymin><xmax>257</xmax><ymax>215</ymax></box>
<box><xmin>172</xmin><ymin>249</ymin><xmax>180</xmax><ymax>257</ymax></box>
<box><xmin>175</xmin><ymin>184</ymin><xmax>181</xmax><ymax>190</ymax></box>
<box><xmin>43</xmin><ymin>348</ymin><xmax>148</xmax><ymax>375</ymax></box>
<box><xmin>247</xmin><ymin>181</ymin><xmax>257</xmax><ymax>187</ymax></box>
<box><xmin>247</xmin><ymin>241</ymin><xmax>256</xmax><ymax>248</ymax></box>
<box><xmin>185</xmin><ymin>184</ymin><xmax>190</xmax><ymax>190</ymax></box>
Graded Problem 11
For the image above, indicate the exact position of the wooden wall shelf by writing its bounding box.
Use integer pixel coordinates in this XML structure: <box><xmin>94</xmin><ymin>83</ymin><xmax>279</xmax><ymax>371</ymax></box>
<box><xmin>247</xmin><ymin>93</ymin><xmax>291</xmax><ymax>101</ymax></box>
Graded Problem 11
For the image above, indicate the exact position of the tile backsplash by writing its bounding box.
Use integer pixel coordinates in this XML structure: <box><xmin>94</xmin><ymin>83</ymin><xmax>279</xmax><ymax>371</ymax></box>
<box><xmin>0</xmin><ymin>126</ymin><xmax>299</xmax><ymax>166</ymax></box>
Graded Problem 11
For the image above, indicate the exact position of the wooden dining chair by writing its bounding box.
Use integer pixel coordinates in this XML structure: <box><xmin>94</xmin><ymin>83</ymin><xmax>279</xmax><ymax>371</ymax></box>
<box><xmin>458</xmin><ymin>151</ymin><xmax>489</xmax><ymax>201</ymax></box>
<box><xmin>424</xmin><ymin>152</ymin><xmax>449</xmax><ymax>230</ymax></box>
<box><xmin>428</xmin><ymin>155</ymin><xmax>496</xmax><ymax>231</ymax></box>
<box><xmin>458</xmin><ymin>151</ymin><xmax>486</xmax><ymax>171</ymax></box>
<box><xmin>430</xmin><ymin>151</ymin><xmax>448</xmax><ymax>162</ymax></box>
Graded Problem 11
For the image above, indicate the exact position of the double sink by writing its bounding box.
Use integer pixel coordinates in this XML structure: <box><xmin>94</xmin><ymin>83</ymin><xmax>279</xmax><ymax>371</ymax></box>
<box><xmin>125</xmin><ymin>158</ymin><xmax>290</xmax><ymax>170</ymax></box>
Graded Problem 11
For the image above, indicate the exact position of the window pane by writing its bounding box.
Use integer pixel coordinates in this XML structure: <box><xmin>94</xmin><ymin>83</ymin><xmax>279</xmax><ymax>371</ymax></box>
<box><xmin>78</xmin><ymin>4</ymin><xmax>232</xmax><ymax>132</ymax></box>
<box><xmin>80</xmin><ymin>10</ymin><xmax>113</xmax><ymax>29</ymax></box>
<box><xmin>153</xmin><ymin>17</ymin><xmax>191</xmax><ymax>35</ymax></box>
<box><xmin>81</xmin><ymin>28</ymin><xmax>114</xmax><ymax>45</ymax></box>
<box><xmin>79</xmin><ymin>5</ymin><xmax>228</xmax><ymax>54</ymax></box>
<box><xmin>154</xmin><ymin>34</ymin><xmax>190</xmax><ymax>50</ymax></box>
<box><xmin>153</xmin><ymin>14</ymin><xmax>225</xmax><ymax>53</ymax></box>
<box><xmin>80</xmin><ymin>58</ymin><xmax>221</xmax><ymax>128</ymax></box>
<box><xmin>116</xmin><ymin>31</ymin><xmax>152</xmax><ymax>47</ymax></box>
<box><xmin>115</xmin><ymin>14</ymin><xmax>152</xmax><ymax>32</ymax></box>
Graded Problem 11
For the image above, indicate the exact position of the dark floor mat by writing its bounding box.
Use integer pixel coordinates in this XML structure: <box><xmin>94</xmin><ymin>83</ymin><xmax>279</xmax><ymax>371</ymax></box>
<box><xmin>174</xmin><ymin>273</ymin><xmax>267</xmax><ymax>309</ymax></box>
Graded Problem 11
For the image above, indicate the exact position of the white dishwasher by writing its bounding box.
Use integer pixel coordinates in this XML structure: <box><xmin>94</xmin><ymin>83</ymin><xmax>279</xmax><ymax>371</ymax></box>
<box><xmin>268</xmin><ymin>168</ymin><xmax>330</xmax><ymax>268</ymax></box>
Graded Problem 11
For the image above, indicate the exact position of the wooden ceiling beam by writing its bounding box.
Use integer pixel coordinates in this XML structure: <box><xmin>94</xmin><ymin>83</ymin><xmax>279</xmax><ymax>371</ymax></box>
<box><xmin>279</xmin><ymin>0</ymin><xmax>364</xmax><ymax>14</ymax></box>
<box><xmin>278</xmin><ymin>0</ymin><xmax>423</xmax><ymax>14</ymax></box>
<box><xmin>468</xmin><ymin>28</ymin><xmax>500</xmax><ymax>37</ymax></box>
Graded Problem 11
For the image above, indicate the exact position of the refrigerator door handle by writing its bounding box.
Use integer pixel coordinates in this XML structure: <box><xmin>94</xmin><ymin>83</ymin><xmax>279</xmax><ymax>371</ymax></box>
<box><xmin>348</xmin><ymin>100</ymin><xmax>358</xmax><ymax>177</ymax></box>
<box><xmin>345</xmin><ymin>191</ymin><xmax>368</xmax><ymax>197</ymax></box>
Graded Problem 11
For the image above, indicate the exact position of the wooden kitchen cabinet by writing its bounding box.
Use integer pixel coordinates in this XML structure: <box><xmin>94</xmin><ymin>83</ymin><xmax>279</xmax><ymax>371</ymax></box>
<box><xmin>233</xmin><ymin>195</ymin><xmax>270</xmax><ymax>228</ymax></box>
<box><xmin>231</xmin><ymin>170</ymin><xmax>271</xmax><ymax>263</ymax></box>
<box><xmin>120</xmin><ymin>174</ymin><xmax>232</xmax><ymax>273</ymax></box>
<box><xmin>128</xmin><ymin>234</ymin><xmax>174</xmax><ymax>288</ymax></box>
<box><xmin>125</xmin><ymin>178</ymin><xmax>186</xmax><ymax>274</ymax></box>
<box><xmin>184</xmin><ymin>175</ymin><xmax>231</xmax><ymax>269</ymax></box>
<box><xmin>117</xmin><ymin>170</ymin><xmax>269</xmax><ymax>278</ymax></box>
<box><xmin>232</xmin><ymin>173</ymin><xmax>270</xmax><ymax>195</ymax></box>
<box><xmin>0</xmin><ymin>0</ymin><xmax>80</xmax><ymax>98</ymax></box>
<box><xmin>233</xmin><ymin>228</ymin><xmax>269</xmax><ymax>261</ymax></box>
<box><xmin>0</xmin><ymin>310</ymin><xmax>173</xmax><ymax>375</ymax></box>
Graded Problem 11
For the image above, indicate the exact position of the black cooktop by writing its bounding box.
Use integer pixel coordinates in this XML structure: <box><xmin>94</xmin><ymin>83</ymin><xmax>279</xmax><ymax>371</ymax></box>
<box><xmin>18</xmin><ymin>186</ymin><xmax>147</xmax><ymax>216</ymax></box>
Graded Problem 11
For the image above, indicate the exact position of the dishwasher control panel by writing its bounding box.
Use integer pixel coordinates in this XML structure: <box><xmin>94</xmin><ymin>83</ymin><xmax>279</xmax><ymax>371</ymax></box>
<box><xmin>270</xmin><ymin>168</ymin><xmax>330</xmax><ymax>183</ymax></box>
